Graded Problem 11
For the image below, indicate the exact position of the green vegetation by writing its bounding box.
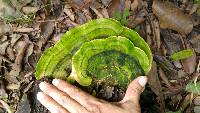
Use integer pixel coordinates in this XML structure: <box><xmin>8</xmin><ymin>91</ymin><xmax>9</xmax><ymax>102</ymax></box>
<box><xmin>186</xmin><ymin>81</ymin><xmax>200</xmax><ymax>93</ymax></box>
<box><xmin>114</xmin><ymin>9</ymin><xmax>129</xmax><ymax>26</ymax></box>
<box><xmin>169</xmin><ymin>49</ymin><xmax>194</xmax><ymax>61</ymax></box>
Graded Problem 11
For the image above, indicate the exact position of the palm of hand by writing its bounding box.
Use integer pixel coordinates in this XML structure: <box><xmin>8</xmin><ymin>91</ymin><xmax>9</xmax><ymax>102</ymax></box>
<box><xmin>37</xmin><ymin>76</ymin><xmax>147</xmax><ymax>113</ymax></box>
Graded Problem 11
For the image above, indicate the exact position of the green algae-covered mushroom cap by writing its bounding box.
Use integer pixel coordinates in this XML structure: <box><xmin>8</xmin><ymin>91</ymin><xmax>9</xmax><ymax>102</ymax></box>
<box><xmin>71</xmin><ymin>36</ymin><xmax>148</xmax><ymax>87</ymax></box>
<box><xmin>35</xmin><ymin>18</ymin><xmax>153</xmax><ymax>89</ymax></box>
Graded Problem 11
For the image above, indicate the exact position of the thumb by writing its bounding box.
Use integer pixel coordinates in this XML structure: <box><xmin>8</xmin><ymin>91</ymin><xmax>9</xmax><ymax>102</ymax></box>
<box><xmin>123</xmin><ymin>76</ymin><xmax>147</xmax><ymax>102</ymax></box>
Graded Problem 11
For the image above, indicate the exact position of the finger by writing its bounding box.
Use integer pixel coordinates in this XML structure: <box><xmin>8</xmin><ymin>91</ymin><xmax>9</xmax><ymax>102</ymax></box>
<box><xmin>52</xmin><ymin>79</ymin><xmax>99</xmax><ymax>108</ymax></box>
<box><xmin>122</xmin><ymin>76</ymin><xmax>147</xmax><ymax>102</ymax></box>
<box><xmin>39</xmin><ymin>82</ymin><xmax>88</xmax><ymax>113</ymax></box>
<box><xmin>37</xmin><ymin>92</ymin><xmax>69</xmax><ymax>113</ymax></box>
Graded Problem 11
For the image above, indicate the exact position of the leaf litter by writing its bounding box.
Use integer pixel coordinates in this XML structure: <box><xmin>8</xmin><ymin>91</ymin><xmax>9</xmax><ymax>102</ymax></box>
<box><xmin>0</xmin><ymin>0</ymin><xmax>199</xmax><ymax>113</ymax></box>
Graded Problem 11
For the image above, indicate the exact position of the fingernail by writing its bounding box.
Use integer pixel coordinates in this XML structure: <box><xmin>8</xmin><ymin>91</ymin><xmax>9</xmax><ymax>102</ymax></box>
<box><xmin>39</xmin><ymin>82</ymin><xmax>47</xmax><ymax>90</ymax></box>
<box><xmin>37</xmin><ymin>92</ymin><xmax>44</xmax><ymax>101</ymax></box>
<box><xmin>138</xmin><ymin>76</ymin><xmax>147</xmax><ymax>87</ymax></box>
<box><xmin>52</xmin><ymin>79</ymin><xmax>60</xmax><ymax>86</ymax></box>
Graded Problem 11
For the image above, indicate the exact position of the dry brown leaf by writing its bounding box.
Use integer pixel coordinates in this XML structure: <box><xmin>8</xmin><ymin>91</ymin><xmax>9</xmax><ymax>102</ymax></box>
<box><xmin>22</xmin><ymin>71</ymin><xmax>33</xmax><ymax>84</ymax></box>
<box><xmin>197</xmin><ymin>60</ymin><xmax>200</xmax><ymax>73</ymax></box>
<box><xmin>154</xmin><ymin>54</ymin><xmax>178</xmax><ymax>79</ymax></box>
<box><xmin>0</xmin><ymin>35</ymin><xmax>7</xmax><ymax>42</ymax></box>
<box><xmin>5</xmin><ymin>75</ymin><xmax>19</xmax><ymax>84</ymax></box>
<box><xmin>107</xmin><ymin>0</ymin><xmax>125</xmax><ymax>17</ymax></box>
<box><xmin>145</xmin><ymin>16</ymin><xmax>160</xmax><ymax>52</ymax></box>
<box><xmin>125</xmin><ymin>0</ymin><xmax>131</xmax><ymax>11</ymax></box>
<box><xmin>189</xmin><ymin>4</ymin><xmax>199</xmax><ymax>15</ymax></box>
<box><xmin>13</xmin><ymin>27</ymin><xmax>38</xmax><ymax>33</ymax></box>
<box><xmin>23</xmin><ymin>81</ymin><xmax>34</xmax><ymax>93</ymax></box>
<box><xmin>0</xmin><ymin>100</ymin><xmax>12</xmax><ymax>113</ymax></box>
<box><xmin>10</xmin><ymin>34</ymin><xmax>21</xmax><ymax>47</ymax></box>
<box><xmin>180</xmin><ymin>94</ymin><xmax>195</xmax><ymax>111</ymax></box>
<box><xmin>147</xmin><ymin>61</ymin><xmax>165</xmax><ymax>112</ymax></box>
<box><xmin>0</xmin><ymin>55</ymin><xmax>11</xmax><ymax>63</ymax></box>
<box><xmin>0</xmin><ymin>0</ymin><xmax>22</xmax><ymax>20</ymax></box>
<box><xmin>173</xmin><ymin>61</ymin><xmax>182</xmax><ymax>69</ymax></box>
<box><xmin>6</xmin><ymin>45</ymin><xmax>15</xmax><ymax>61</ymax></box>
<box><xmin>52</xmin><ymin>33</ymin><xmax>63</xmax><ymax>43</ymax></box>
<box><xmin>0</xmin><ymin>21</ymin><xmax>11</xmax><ymax>36</ymax></box>
<box><xmin>101</xmin><ymin>8</ymin><xmax>109</xmax><ymax>18</ymax></box>
<box><xmin>192</xmin><ymin>14</ymin><xmax>200</xmax><ymax>26</ymax></box>
<box><xmin>67</xmin><ymin>0</ymin><xmax>92</xmax><ymax>10</ymax></box>
<box><xmin>0</xmin><ymin>80</ymin><xmax>8</xmax><ymax>99</ymax></box>
<box><xmin>10</xmin><ymin>0</ymin><xmax>32</xmax><ymax>10</ymax></box>
<box><xmin>0</xmin><ymin>41</ymin><xmax>9</xmax><ymax>55</ymax></box>
<box><xmin>161</xmin><ymin>30</ymin><xmax>183</xmax><ymax>54</ymax></box>
<box><xmin>22</xmin><ymin>6</ymin><xmax>39</xmax><ymax>15</ymax></box>
<box><xmin>130</xmin><ymin>0</ymin><xmax>138</xmax><ymax>12</ymax></box>
<box><xmin>101</xmin><ymin>0</ymin><xmax>112</xmax><ymax>6</ymax></box>
<box><xmin>148</xmin><ymin>62</ymin><xmax>161</xmax><ymax>95</ymax></box>
<box><xmin>130</xmin><ymin>0</ymin><xmax>143</xmax><ymax>12</ymax></box>
<box><xmin>9</xmin><ymin>41</ymin><xmax>28</xmax><ymax>77</ymax></box>
<box><xmin>0</xmin><ymin>58</ymin><xmax>2</xmax><ymax>74</ymax></box>
<box><xmin>146</xmin><ymin>21</ymin><xmax>154</xmax><ymax>51</ymax></box>
<box><xmin>152</xmin><ymin>0</ymin><xmax>193</xmax><ymax>35</ymax></box>
<box><xmin>152</xmin><ymin>18</ymin><xmax>161</xmax><ymax>51</ymax></box>
<box><xmin>159</xmin><ymin>42</ymin><xmax>167</xmax><ymax>56</ymax></box>
<box><xmin>90</xmin><ymin>6</ymin><xmax>104</xmax><ymax>18</ymax></box>
<box><xmin>76</xmin><ymin>11</ymin><xmax>87</xmax><ymax>24</ymax></box>
<box><xmin>5</xmin><ymin>40</ymin><xmax>28</xmax><ymax>84</ymax></box>
<box><xmin>190</xmin><ymin>35</ymin><xmax>200</xmax><ymax>53</ymax></box>
<box><xmin>6</xmin><ymin>83</ymin><xmax>20</xmax><ymax>90</ymax></box>
<box><xmin>143</xmin><ymin>14</ymin><xmax>161</xmax><ymax>52</ymax></box>
<box><xmin>83</xmin><ymin>8</ymin><xmax>92</xmax><ymax>20</ymax></box>
<box><xmin>194</xmin><ymin>96</ymin><xmax>200</xmax><ymax>106</ymax></box>
<box><xmin>181</xmin><ymin>49</ymin><xmax>196</xmax><ymax>74</ymax></box>
<box><xmin>159</xmin><ymin>68</ymin><xmax>171</xmax><ymax>87</ymax></box>
<box><xmin>36</xmin><ymin>21</ymin><xmax>55</xmax><ymax>53</ymax></box>
<box><xmin>64</xmin><ymin>4</ymin><xmax>75</xmax><ymax>21</ymax></box>
<box><xmin>177</xmin><ymin>69</ymin><xmax>188</xmax><ymax>78</ymax></box>
<box><xmin>128</xmin><ymin>8</ymin><xmax>147</xmax><ymax>28</ymax></box>
<box><xmin>25</xmin><ymin>43</ymin><xmax>34</xmax><ymax>65</ymax></box>
<box><xmin>65</xmin><ymin>18</ymin><xmax>78</xmax><ymax>27</ymax></box>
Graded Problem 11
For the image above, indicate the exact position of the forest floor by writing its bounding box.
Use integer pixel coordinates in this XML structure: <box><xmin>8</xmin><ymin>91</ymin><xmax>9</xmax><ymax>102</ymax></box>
<box><xmin>0</xmin><ymin>0</ymin><xmax>200</xmax><ymax>113</ymax></box>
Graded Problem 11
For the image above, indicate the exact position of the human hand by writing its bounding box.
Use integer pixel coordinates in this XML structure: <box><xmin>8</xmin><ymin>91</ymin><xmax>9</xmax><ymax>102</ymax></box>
<box><xmin>37</xmin><ymin>76</ymin><xmax>147</xmax><ymax>113</ymax></box>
